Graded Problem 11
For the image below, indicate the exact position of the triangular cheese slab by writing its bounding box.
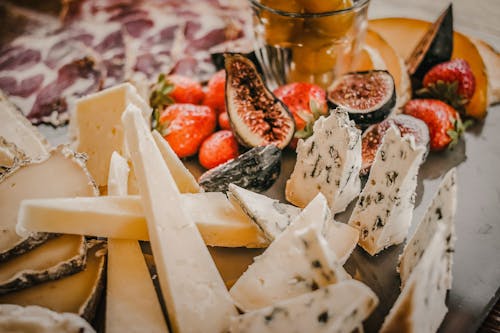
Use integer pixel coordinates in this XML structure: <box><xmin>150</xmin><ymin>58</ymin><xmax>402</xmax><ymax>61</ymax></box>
<box><xmin>230</xmin><ymin>280</ymin><xmax>378</xmax><ymax>333</ymax></box>
<box><xmin>228</xmin><ymin>183</ymin><xmax>301</xmax><ymax>240</ymax></box>
<box><xmin>399</xmin><ymin>168</ymin><xmax>457</xmax><ymax>289</ymax></box>
<box><xmin>348</xmin><ymin>126</ymin><xmax>426</xmax><ymax>255</ymax></box>
<box><xmin>380</xmin><ymin>224</ymin><xmax>449</xmax><ymax>333</ymax></box>
<box><xmin>286</xmin><ymin>109</ymin><xmax>362</xmax><ymax>213</ymax></box>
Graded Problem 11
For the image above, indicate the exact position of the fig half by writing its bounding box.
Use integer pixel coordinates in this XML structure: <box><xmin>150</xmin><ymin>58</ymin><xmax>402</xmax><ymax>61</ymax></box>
<box><xmin>361</xmin><ymin>114</ymin><xmax>430</xmax><ymax>175</ymax></box>
<box><xmin>327</xmin><ymin>70</ymin><xmax>396</xmax><ymax>128</ymax></box>
<box><xmin>224</xmin><ymin>53</ymin><xmax>295</xmax><ymax>149</ymax></box>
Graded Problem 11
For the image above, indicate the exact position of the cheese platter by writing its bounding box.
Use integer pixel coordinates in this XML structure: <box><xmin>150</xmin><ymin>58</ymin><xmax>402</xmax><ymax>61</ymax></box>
<box><xmin>0</xmin><ymin>0</ymin><xmax>499</xmax><ymax>332</ymax></box>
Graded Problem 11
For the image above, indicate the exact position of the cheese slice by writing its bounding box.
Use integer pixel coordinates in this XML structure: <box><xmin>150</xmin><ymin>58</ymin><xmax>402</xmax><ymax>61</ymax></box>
<box><xmin>0</xmin><ymin>304</ymin><xmax>95</xmax><ymax>333</ymax></box>
<box><xmin>75</xmin><ymin>83</ymin><xmax>151</xmax><ymax>187</ymax></box>
<box><xmin>0</xmin><ymin>235</ymin><xmax>86</xmax><ymax>295</ymax></box>
<box><xmin>348</xmin><ymin>126</ymin><xmax>426</xmax><ymax>255</ymax></box>
<box><xmin>398</xmin><ymin>168</ymin><xmax>457</xmax><ymax>289</ymax></box>
<box><xmin>0</xmin><ymin>146</ymin><xmax>97</xmax><ymax>261</ymax></box>
<box><xmin>380</xmin><ymin>224</ymin><xmax>449</xmax><ymax>333</ymax></box>
<box><xmin>286</xmin><ymin>110</ymin><xmax>362</xmax><ymax>213</ymax></box>
<box><xmin>323</xmin><ymin>220</ymin><xmax>359</xmax><ymax>265</ymax></box>
<box><xmin>230</xmin><ymin>194</ymin><xmax>346</xmax><ymax>311</ymax></box>
<box><xmin>230</xmin><ymin>280</ymin><xmax>378</xmax><ymax>333</ymax></box>
<box><xmin>0</xmin><ymin>90</ymin><xmax>49</xmax><ymax>160</ymax></box>
<box><xmin>17</xmin><ymin>193</ymin><xmax>269</xmax><ymax>248</ymax></box>
<box><xmin>122</xmin><ymin>104</ymin><xmax>237</xmax><ymax>333</ymax></box>
<box><xmin>0</xmin><ymin>241</ymin><xmax>106</xmax><ymax>322</ymax></box>
<box><xmin>227</xmin><ymin>183</ymin><xmax>301</xmax><ymax>240</ymax></box>
<box><xmin>107</xmin><ymin>151</ymin><xmax>130</xmax><ymax>197</ymax></box>
<box><xmin>152</xmin><ymin>130</ymin><xmax>200</xmax><ymax>194</ymax></box>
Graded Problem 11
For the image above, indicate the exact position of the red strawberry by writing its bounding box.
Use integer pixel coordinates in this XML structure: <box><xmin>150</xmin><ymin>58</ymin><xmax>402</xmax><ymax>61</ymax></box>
<box><xmin>419</xmin><ymin>58</ymin><xmax>476</xmax><ymax>112</ymax></box>
<box><xmin>199</xmin><ymin>130</ymin><xmax>239</xmax><ymax>169</ymax></box>
<box><xmin>403</xmin><ymin>99</ymin><xmax>469</xmax><ymax>151</ymax></box>
<box><xmin>273</xmin><ymin>82</ymin><xmax>328</xmax><ymax>149</ymax></box>
<box><xmin>218</xmin><ymin>111</ymin><xmax>231</xmax><ymax>130</ymax></box>
<box><xmin>203</xmin><ymin>70</ymin><xmax>226</xmax><ymax>115</ymax></box>
<box><xmin>168</xmin><ymin>74</ymin><xmax>205</xmax><ymax>104</ymax></box>
<box><xmin>159</xmin><ymin>104</ymin><xmax>216</xmax><ymax>158</ymax></box>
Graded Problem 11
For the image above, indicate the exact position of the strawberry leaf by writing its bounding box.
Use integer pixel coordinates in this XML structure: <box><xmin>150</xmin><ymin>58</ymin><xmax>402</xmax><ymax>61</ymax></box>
<box><xmin>417</xmin><ymin>80</ymin><xmax>469</xmax><ymax>114</ymax></box>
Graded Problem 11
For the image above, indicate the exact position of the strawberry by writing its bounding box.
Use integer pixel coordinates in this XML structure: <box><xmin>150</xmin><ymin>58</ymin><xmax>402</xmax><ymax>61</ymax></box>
<box><xmin>203</xmin><ymin>70</ymin><xmax>226</xmax><ymax>115</ymax></box>
<box><xmin>159</xmin><ymin>104</ymin><xmax>216</xmax><ymax>158</ymax></box>
<box><xmin>273</xmin><ymin>82</ymin><xmax>328</xmax><ymax>149</ymax></box>
<box><xmin>418</xmin><ymin>58</ymin><xmax>476</xmax><ymax>112</ymax></box>
<box><xmin>403</xmin><ymin>99</ymin><xmax>470</xmax><ymax>151</ymax></box>
<box><xmin>218</xmin><ymin>111</ymin><xmax>231</xmax><ymax>130</ymax></box>
<box><xmin>168</xmin><ymin>74</ymin><xmax>205</xmax><ymax>105</ymax></box>
<box><xmin>199</xmin><ymin>130</ymin><xmax>239</xmax><ymax>169</ymax></box>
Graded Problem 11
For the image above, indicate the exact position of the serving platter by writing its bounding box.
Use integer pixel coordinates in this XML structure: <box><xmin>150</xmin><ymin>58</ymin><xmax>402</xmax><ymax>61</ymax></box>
<box><xmin>3</xmin><ymin>2</ymin><xmax>500</xmax><ymax>332</ymax></box>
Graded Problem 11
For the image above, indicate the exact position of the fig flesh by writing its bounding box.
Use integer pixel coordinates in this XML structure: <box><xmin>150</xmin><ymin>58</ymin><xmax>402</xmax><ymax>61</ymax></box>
<box><xmin>361</xmin><ymin>114</ymin><xmax>430</xmax><ymax>175</ymax></box>
<box><xmin>327</xmin><ymin>70</ymin><xmax>396</xmax><ymax>128</ymax></box>
<box><xmin>224</xmin><ymin>53</ymin><xmax>295</xmax><ymax>149</ymax></box>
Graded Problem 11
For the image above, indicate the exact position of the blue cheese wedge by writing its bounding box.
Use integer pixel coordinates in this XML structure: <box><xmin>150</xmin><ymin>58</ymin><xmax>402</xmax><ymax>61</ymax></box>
<box><xmin>230</xmin><ymin>280</ymin><xmax>378</xmax><ymax>333</ymax></box>
<box><xmin>348</xmin><ymin>126</ymin><xmax>426</xmax><ymax>255</ymax></box>
<box><xmin>227</xmin><ymin>183</ymin><xmax>301</xmax><ymax>240</ymax></box>
<box><xmin>286</xmin><ymin>109</ymin><xmax>362</xmax><ymax>213</ymax></box>
<box><xmin>230</xmin><ymin>194</ymin><xmax>349</xmax><ymax>311</ymax></box>
<box><xmin>380</xmin><ymin>224</ymin><xmax>449</xmax><ymax>333</ymax></box>
<box><xmin>398</xmin><ymin>168</ymin><xmax>457</xmax><ymax>290</ymax></box>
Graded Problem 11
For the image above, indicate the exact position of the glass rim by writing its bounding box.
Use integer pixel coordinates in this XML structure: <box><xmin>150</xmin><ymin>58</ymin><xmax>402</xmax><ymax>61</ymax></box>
<box><xmin>247</xmin><ymin>0</ymin><xmax>370</xmax><ymax>18</ymax></box>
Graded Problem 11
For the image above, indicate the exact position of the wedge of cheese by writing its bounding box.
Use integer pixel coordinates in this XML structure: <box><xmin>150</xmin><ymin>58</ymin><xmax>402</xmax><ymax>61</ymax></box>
<box><xmin>0</xmin><ymin>235</ymin><xmax>86</xmax><ymax>295</ymax></box>
<box><xmin>75</xmin><ymin>83</ymin><xmax>151</xmax><ymax>187</ymax></box>
<box><xmin>152</xmin><ymin>130</ymin><xmax>200</xmax><ymax>194</ymax></box>
<box><xmin>106</xmin><ymin>152</ymin><xmax>169</xmax><ymax>333</ymax></box>
<box><xmin>0</xmin><ymin>304</ymin><xmax>95</xmax><ymax>333</ymax></box>
<box><xmin>122</xmin><ymin>104</ymin><xmax>237</xmax><ymax>333</ymax></box>
<box><xmin>0</xmin><ymin>90</ymin><xmax>49</xmax><ymax>160</ymax></box>
<box><xmin>0</xmin><ymin>241</ymin><xmax>106</xmax><ymax>322</ymax></box>
<box><xmin>0</xmin><ymin>146</ymin><xmax>97</xmax><ymax>261</ymax></box>
<box><xmin>348</xmin><ymin>126</ymin><xmax>426</xmax><ymax>255</ymax></box>
<box><xmin>228</xmin><ymin>183</ymin><xmax>301</xmax><ymax>240</ymax></box>
<box><xmin>230</xmin><ymin>280</ymin><xmax>378</xmax><ymax>333</ymax></box>
<box><xmin>17</xmin><ymin>193</ymin><xmax>269</xmax><ymax>248</ymax></box>
<box><xmin>286</xmin><ymin>110</ymin><xmax>362</xmax><ymax>213</ymax></box>
<box><xmin>230</xmin><ymin>194</ymin><xmax>348</xmax><ymax>311</ymax></box>
<box><xmin>323</xmin><ymin>220</ymin><xmax>359</xmax><ymax>265</ymax></box>
<box><xmin>399</xmin><ymin>168</ymin><xmax>457</xmax><ymax>289</ymax></box>
<box><xmin>380</xmin><ymin>224</ymin><xmax>449</xmax><ymax>333</ymax></box>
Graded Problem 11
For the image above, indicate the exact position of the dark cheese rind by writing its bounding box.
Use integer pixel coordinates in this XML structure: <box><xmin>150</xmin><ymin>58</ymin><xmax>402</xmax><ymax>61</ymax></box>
<box><xmin>0</xmin><ymin>233</ymin><xmax>56</xmax><ymax>263</ymax></box>
<box><xmin>79</xmin><ymin>241</ymin><xmax>107</xmax><ymax>322</ymax></box>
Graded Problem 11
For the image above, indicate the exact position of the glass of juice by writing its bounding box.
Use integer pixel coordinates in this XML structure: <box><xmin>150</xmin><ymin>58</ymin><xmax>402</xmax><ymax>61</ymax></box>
<box><xmin>249</xmin><ymin>0</ymin><xmax>370</xmax><ymax>89</ymax></box>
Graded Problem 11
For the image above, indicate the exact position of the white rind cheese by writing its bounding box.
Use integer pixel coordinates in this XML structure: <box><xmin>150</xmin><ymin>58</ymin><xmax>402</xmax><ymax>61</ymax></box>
<box><xmin>228</xmin><ymin>183</ymin><xmax>301</xmax><ymax>240</ymax></box>
<box><xmin>399</xmin><ymin>168</ymin><xmax>457</xmax><ymax>290</ymax></box>
<box><xmin>75</xmin><ymin>83</ymin><xmax>151</xmax><ymax>187</ymax></box>
<box><xmin>122</xmin><ymin>104</ymin><xmax>237</xmax><ymax>333</ymax></box>
<box><xmin>0</xmin><ymin>304</ymin><xmax>95</xmax><ymax>333</ymax></box>
<box><xmin>380</xmin><ymin>224</ymin><xmax>449</xmax><ymax>333</ymax></box>
<box><xmin>348</xmin><ymin>126</ymin><xmax>426</xmax><ymax>255</ymax></box>
<box><xmin>17</xmin><ymin>193</ymin><xmax>269</xmax><ymax>248</ymax></box>
<box><xmin>230</xmin><ymin>194</ymin><xmax>347</xmax><ymax>311</ymax></box>
<box><xmin>152</xmin><ymin>130</ymin><xmax>200</xmax><ymax>194</ymax></box>
<box><xmin>0</xmin><ymin>146</ymin><xmax>97</xmax><ymax>261</ymax></box>
<box><xmin>286</xmin><ymin>110</ymin><xmax>362</xmax><ymax>213</ymax></box>
<box><xmin>230</xmin><ymin>280</ymin><xmax>378</xmax><ymax>333</ymax></box>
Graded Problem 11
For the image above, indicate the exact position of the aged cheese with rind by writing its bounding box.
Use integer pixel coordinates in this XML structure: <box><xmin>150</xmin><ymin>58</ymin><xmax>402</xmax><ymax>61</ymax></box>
<box><xmin>0</xmin><ymin>241</ymin><xmax>106</xmax><ymax>322</ymax></box>
<box><xmin>230</xmin><ymin>194</ymin><xmax>348</xmax><ymax>311</ymax></box>
<box><xmin>17</xmin><ymin>193</ymin><xmax>269</xmax><ymax>248</ymax></box>
<box><xmin>0</xmin><ymin>90</ymin><xmax>49</xmax><ymax>160</ymax></box>
<box><xmin>398</xmin><ymin>168</ymin><xmax>457</xmax><ymax>289</ymax></box>
<box><xmin>230</xmin><ymin>280</ymin><xmax>378</xmax><ymax>333</ymax></box>
<box><xmin>152</xmin><ymin>130</ymin><xmax>200</xmax><ymax>194</ymax></box>
<box><xmin>75</xmin><ymin>83</ymin><xmax>151</xmax><ymax>187</ymax></box>
<box><xmin>0</xmin><ymin>304</ymin><xmax>95</xmax><ymax>333</ymax></box>
<box><xmin>380</xmin><ymin>224</ymin><xmax>449</xmax><ymax>333</ymax></box>
<box><xmin>227</xmin><ymin>183</ymin><xmax>300</xmax><ymax>240</ymax></box>
<box><xmin>0</xmin><ymin>146</ymin><xmax>97</xmax><ymax>261</ymax></box>
<box><xmin>348</xmin><ymin>126</ymin><xmax>426</xmax><ymax>255</ymax></box>
<box><xmin>0</xmin><ymin>137</ymin><xmax>27</xmax><ymax>168</ymax></box>
<box><xmin>0</xmin><ymin>235</ymin><xmax>86</xmax><ymax>295</ymax></box>
<box><xmin>286</xmin><ymin>110</ymin><xmax>362</xmax><ymax>213</ymax></box>
<box><xmin>122</xmin><ymin>104</ymin><xmax>237</xmax><ymax>333</ymax></box>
